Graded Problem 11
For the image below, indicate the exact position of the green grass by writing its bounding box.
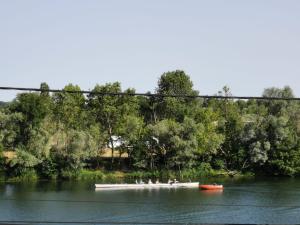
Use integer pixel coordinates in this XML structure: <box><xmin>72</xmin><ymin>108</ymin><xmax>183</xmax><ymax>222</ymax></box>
<box><xmin>77</xmin><ymin>169</ymin><xmax>105</xmax><ymax>180</ymax></box>
<box><xmin>6</xmin><ymin>170</ymin><xmax>38</xmax><ymax>182</ymax></box>
<box><xmin>1</xmin><ymin>168</ymin><xmax>254</xmax><ymax>183</ymax></box>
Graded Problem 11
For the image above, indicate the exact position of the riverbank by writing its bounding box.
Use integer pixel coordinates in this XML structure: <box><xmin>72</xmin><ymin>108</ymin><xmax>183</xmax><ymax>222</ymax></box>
<box><xmin>0</xmin><ymin>168</ymin><xmax>254</xmax><ymax>183</ymax></box>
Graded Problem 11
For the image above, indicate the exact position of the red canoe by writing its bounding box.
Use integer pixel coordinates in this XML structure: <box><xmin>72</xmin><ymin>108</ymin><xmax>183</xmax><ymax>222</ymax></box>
<box><xmin>199</xmin><ymin>184</ymin><xmax>223</xmax><ymax>190</ymax></box>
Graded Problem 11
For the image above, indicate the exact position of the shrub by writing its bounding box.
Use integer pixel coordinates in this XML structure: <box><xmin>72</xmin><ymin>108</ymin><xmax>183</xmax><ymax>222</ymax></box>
<box><xmin>36</xmin><ymin>159</ymin><xmax>57</xmax><ymax>179</ymax></box>
<box><xmin>77</xmin><ymin>169</ymin><xmax>105</xmax><ymax>180</ymax></box>
<box><xmin>8</xmin><ymin>149</ymin><xmax>40</xmax><ymax>177</ymax></box>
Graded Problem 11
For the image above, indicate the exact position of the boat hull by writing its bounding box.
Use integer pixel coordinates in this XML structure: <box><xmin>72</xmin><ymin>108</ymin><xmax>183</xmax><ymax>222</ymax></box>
<box><xmin>199</xmin><ymin>184</ymin><xmax>223</xmax><ymax>190</ymax></box>
<box><xmin>95</xmin><ymin>182</ymin><xmax>199</xmax><ymax>190</ymax></box>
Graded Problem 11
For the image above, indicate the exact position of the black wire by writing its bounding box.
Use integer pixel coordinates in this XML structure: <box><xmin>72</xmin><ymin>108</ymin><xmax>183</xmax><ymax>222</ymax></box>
<box><xmin>1</xmin><ymin>86</ymin><xmax>300</xmax><ymax>101</ymax></box>
<box><xmin>0</xmin><ymin>220</ymin><xmax>191</xmax><ymax>225</ymax></box>
<box><xmin>1</xmin><ymin>198</ymin><xmax>300</xmax><ymax>208</ymax></box>
<box><xmin>0</xmin><ymin>221</ymin><xmax>295</xmax><ymax>225</ymax></box>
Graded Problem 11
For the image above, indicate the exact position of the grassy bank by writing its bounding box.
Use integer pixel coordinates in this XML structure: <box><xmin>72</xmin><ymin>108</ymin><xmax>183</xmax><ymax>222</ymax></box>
<box><xmin>2</xmin><ymin>167</ymin><xmax>254</xmax><ymax>183</ymax></box>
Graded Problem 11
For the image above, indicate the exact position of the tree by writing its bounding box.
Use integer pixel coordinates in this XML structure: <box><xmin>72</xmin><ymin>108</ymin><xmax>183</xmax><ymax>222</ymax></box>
<box><xmin>50</xmin><ymin>129</ymin><xmax>98</xmax><ymax>173</ymax></box>
<box><xmin>9</xmin><ymin>93</ymin><xmax>50</xmax><ymax>145</ymax></box>
<box><xmin>0</xmin><ymin>110</ymin><xmax>23</xmax><ymax>149</ymax></box>
<box><xmin>262</xmin><ymin>86</ymin><xmax>295</xmax><ymax>115</ymax></box>
<box><xmin>155</xmin><ymin>70</ymin><xmax>201</xmax><ymax>121</ymax></box>
<box><xmin>26</xmin><ymin>118</ymin><xmax>53</xmax><ymax>159</ymax></box>
<box><xmin>213</xmin><ymin>87</ymin><xmax>245</xmax><ymax>171</ymax></box>
<box><xmin>88</xmin><ymin>83</ymin><xmax>141</xmax><ymax>165</ymax></box>
<box><xmin>193</xmin><ymin>107</ymin><xmax>224</xmax><ymax>163</ymax></box>
<box><xmin>88</xmin><ymin>83</ymin><xmax>122</xmax><ymax>165</ymax></box>
<box><xmin>8</xmin><ymin>148</ymin><xmax>40</xmax><ymax>176</ymax></box>
<box><xmin>52</xmin><ymin>84</ymin><xmax>86</xmax><ymax>130</ymax></box>
<box><xmin>265</xmin><ymin>115</ymin><xmax>300</xmax><ymax>176</ymax></box>
<box><xmin>146</xmin><ymin>118</ymin><xmax>199</xmax><ymax>172</ymax></box>
<box><xmin>138</xmin><ymin>95</ymin><xmax>159</xmax><ymax>124</ymax></box>
<box><xmin>249</xmin><ymin>141</ymin><xmax>270</xmax><ymax>165</ymax></box>
<box><xmin>118</xmin><ymin>114</ymin><xmax>144</xmax><ymax>166</ymax></box>
<box><xmin>40</xmin><ymin>82</ymin><xmax>50</xmax><ymax>97</ymax></box>
<box><xmin>259</xmin><ymin>87</ymin><xmax>300</xmax><ymax>175</ymax></box>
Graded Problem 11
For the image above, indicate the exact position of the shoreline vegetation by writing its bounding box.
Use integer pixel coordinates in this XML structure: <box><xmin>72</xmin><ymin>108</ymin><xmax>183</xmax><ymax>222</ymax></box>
<box><xmin>2</xmin><ymin>71</ymin><xmax>300</xmax><ymax>181</ymax></box>
<box><xmin>0</xmin><ymin>168</ymin><xmax>253</xmax><ymax>183</ymax></box>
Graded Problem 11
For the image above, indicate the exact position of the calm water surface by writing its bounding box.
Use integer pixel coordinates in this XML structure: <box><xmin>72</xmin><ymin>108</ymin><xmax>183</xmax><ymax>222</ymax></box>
<box><xmin>1</xmin><ymin>177</ymin><xmax>300</xmax><ymax>224</ymax></box>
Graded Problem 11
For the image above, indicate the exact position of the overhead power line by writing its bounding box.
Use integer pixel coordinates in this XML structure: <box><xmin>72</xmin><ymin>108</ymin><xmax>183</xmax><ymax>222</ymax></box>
<box><xmin>1</xmin><ymin>197</ymin><xmax>300</xmax><ymax>208</ymax></box>
<box><xmin>0</xmin><ymin>220</ymin><xmax>190</xmax><ymax>225</ymax></box>
<box><xmin>0</xmin><ymin>220</ymin><xmax>247</xmax><ymax>225</ymax></box>
<box><xmin>1</xmin><ymin>86</ymin><xmax>300</xmax><ymax>101</ymax></box>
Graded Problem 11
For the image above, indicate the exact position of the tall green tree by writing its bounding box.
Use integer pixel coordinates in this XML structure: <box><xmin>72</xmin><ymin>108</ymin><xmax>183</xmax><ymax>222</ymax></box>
<box><xmin>156</xmin><ymin>70</ymin><xmax>201</xmax><ymax>122</ymax></box>
<box><xmin>193</xmin><ymin>107</ymin><xmax>224</xmax><ymax>163</ymax></box>
<box><xmin>88</xmin><ymin>83</ymin><xmax>122</xmax><ymax>165</ymax></box>
<box><xmin>211</xmin><ymin>87</ymin><xmax>245</xmax><ymax>171</ymax></box>
<box><xmin>52</xmin><ymin>84</ymin><xmax>86</xmax><ymax>130</ymax></box>
<box><xmin>9</xmin><ymin>92</ymin><xmax>50</xmax><ymax>145</ymax></box>
<box><xmin>0</xmin><ymin>110</ymin><xmax>23</xmax><ymax>149</ymax></box>
<box><xmin>146</xmin><ymin>118</ymin><xmax>199</xmax><ymax>172</ymax></box>
<box><xmin>88</xmin><ymin>83</ymin><xmax>141</xmax><ymax>165</ymax></box>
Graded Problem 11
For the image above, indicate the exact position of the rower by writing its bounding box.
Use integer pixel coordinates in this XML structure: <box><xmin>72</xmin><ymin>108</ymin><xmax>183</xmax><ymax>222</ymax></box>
<box><xmin>139</xmin><ymin>179</ymin><xmax>144</xmax><ymax>184</ymax></box>
<box><xmin>155</xmin><ymin>179</ymin><xmax>159</xmax><ymax>184</ymax></box>
<box><xmin>148</xmin><ymin>179</ymin><xmax>153</xmax><ymax>184</ymax></box>
<box><xmin>169</xmin><ymin>179</ymin><xmax>178</xmax><ymax>185</ymax></box>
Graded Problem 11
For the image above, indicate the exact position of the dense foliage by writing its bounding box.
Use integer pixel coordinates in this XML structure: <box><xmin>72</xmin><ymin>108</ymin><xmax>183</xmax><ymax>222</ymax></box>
<box><xmin>1</xmin><ymin>71</ymin><xmax>300</xmax><ymax>179</ymax></box>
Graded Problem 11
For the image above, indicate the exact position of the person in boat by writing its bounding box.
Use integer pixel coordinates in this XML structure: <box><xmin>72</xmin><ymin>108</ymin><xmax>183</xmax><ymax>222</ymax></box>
<box><xmin>155</xmin><ymin>179</ymin><xmax>159</xmax><ymax>184</ymax></box>
<box><xmin>168</xmin><ymin>179</ymin><xmax>178</xmax><ymax>185</ymax></box>
<box><xmin>139</xmin><ymin>179</ymin><xmax>144</xmax><ymax>184</ymax></box>
<box><xmin>148</xmin><ymin>179</ymin><xmax>153</xmax><ymax>184</ymax></box>
<box><xmin>135</xmin><ymin>180</ymin><xmax>138</xmax><ymax>184</ymax></box>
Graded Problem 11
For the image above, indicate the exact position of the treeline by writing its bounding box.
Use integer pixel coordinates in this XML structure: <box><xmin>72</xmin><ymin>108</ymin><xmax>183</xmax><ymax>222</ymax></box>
<box><xmin>1</xmin><ymin>70</ymin><xmax>300</xmax><ymax>179</ymax></box>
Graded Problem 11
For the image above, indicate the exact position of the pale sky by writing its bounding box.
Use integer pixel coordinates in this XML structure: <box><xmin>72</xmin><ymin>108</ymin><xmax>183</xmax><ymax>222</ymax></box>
<box><xmin>1</xmin><ymin>0</ymin><xmax>300</xmax><ymax>101</ymax></box>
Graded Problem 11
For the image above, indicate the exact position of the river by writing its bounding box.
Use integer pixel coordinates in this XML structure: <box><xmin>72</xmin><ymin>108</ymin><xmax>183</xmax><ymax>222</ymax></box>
<box><xmin>1</xmin><ymin>177</ymin><xmax>300</xmax><ymax>224</ymax></box>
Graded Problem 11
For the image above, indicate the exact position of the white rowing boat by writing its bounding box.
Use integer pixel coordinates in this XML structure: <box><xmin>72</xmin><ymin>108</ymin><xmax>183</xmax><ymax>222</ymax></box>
<box><xmin>95</xmin><ymin>182</ymin><xmax>199</xmax><ymax>190</ymax></box>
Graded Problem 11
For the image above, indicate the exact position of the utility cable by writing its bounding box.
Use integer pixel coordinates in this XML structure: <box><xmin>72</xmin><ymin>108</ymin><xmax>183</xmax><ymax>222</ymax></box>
<box><xmin>1</xmin><ymin>198</ymin><xmax>300</xmax><ymax>208</ymax></box>
<box><xmin>1</xmin><ymin>86</ymin><xmax>300</xmax><ymax>101</ymax></box>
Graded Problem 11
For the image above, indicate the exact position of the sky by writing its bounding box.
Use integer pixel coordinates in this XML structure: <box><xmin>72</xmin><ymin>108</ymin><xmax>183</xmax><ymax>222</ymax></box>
<box><xmin>1</xmin><ymin>0</ymin><xmax>300</xmax><ymax>101</ymax></box>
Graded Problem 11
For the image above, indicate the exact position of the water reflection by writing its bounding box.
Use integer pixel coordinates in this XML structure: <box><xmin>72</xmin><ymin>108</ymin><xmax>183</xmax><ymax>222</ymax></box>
<box><xmin>3</xmin><ymin>184</ymin><xmax>14</xmax><ymax>197</ymax></box>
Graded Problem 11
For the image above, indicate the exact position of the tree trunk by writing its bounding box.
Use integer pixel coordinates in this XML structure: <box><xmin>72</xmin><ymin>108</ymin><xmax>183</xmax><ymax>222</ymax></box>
<box><xmin>118</xmin><ymin>147</ymin><xmax>122</xmax><ymax>168</ymax></box>
<box><xmin>109</xmin><ymin>136</ymin><xmax>114</xmax><ymax>165</ymax></box>
<box><xmin>150</xmin><ymin>153</ymin><xmax>153</xmax><ymax>170</ymax></box>
<box><xmin>108</xmin><ymin>123</ymin><xmax>115</xmax><ymax>169</ymax></box>
<box><xmin>105</xmin><ymin>113</ymin><xmax>115</xmax><ymax>169</ymax></box>
<box><xmin>178</xmin><ymin>164</ymin><xmax>182</xmax><ymax>180</ymax></box>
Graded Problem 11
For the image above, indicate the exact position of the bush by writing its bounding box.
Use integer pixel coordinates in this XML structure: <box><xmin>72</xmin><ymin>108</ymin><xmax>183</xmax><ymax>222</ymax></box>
<box><xmin>212</xmin><ymin>159</ymin><xmax>226</xmax><ymax>170</ymax></box>
<box><xmin>59</xmin><ymin>169</ymin><xmax>106</xmax><ymax>180</ymax></box>
<box><xmin>8</xmin><ymin>149</ymin><xmax>40</xmax><ymax>177</ymax></box>
<box><xmin>77</xmin><ymin>169</ymin><xmax>105</xmax><ymax>181</ymax></box>
<box><xmin>6</xmin><ymin>169</ymin><xmax>38</xmax><ymax>182</ymax></box>
<box><xmin>36</xmin><ymin>159</ymin><xmax>57</xmax><ymax>179</ymax></box>
<box><xmin>60</xmin><ymin>169</ymin><xmax>79</xmax><ymax>180</ymax></box>
<box><xmin>180</xmin><ymin>163</ymin><xmax>214</xmax><ymax>180</ymax></box>
<box><xmin>198</xmin><ymin>162</ymin><xmax>213</xmax><ymax>175</ymax></box>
